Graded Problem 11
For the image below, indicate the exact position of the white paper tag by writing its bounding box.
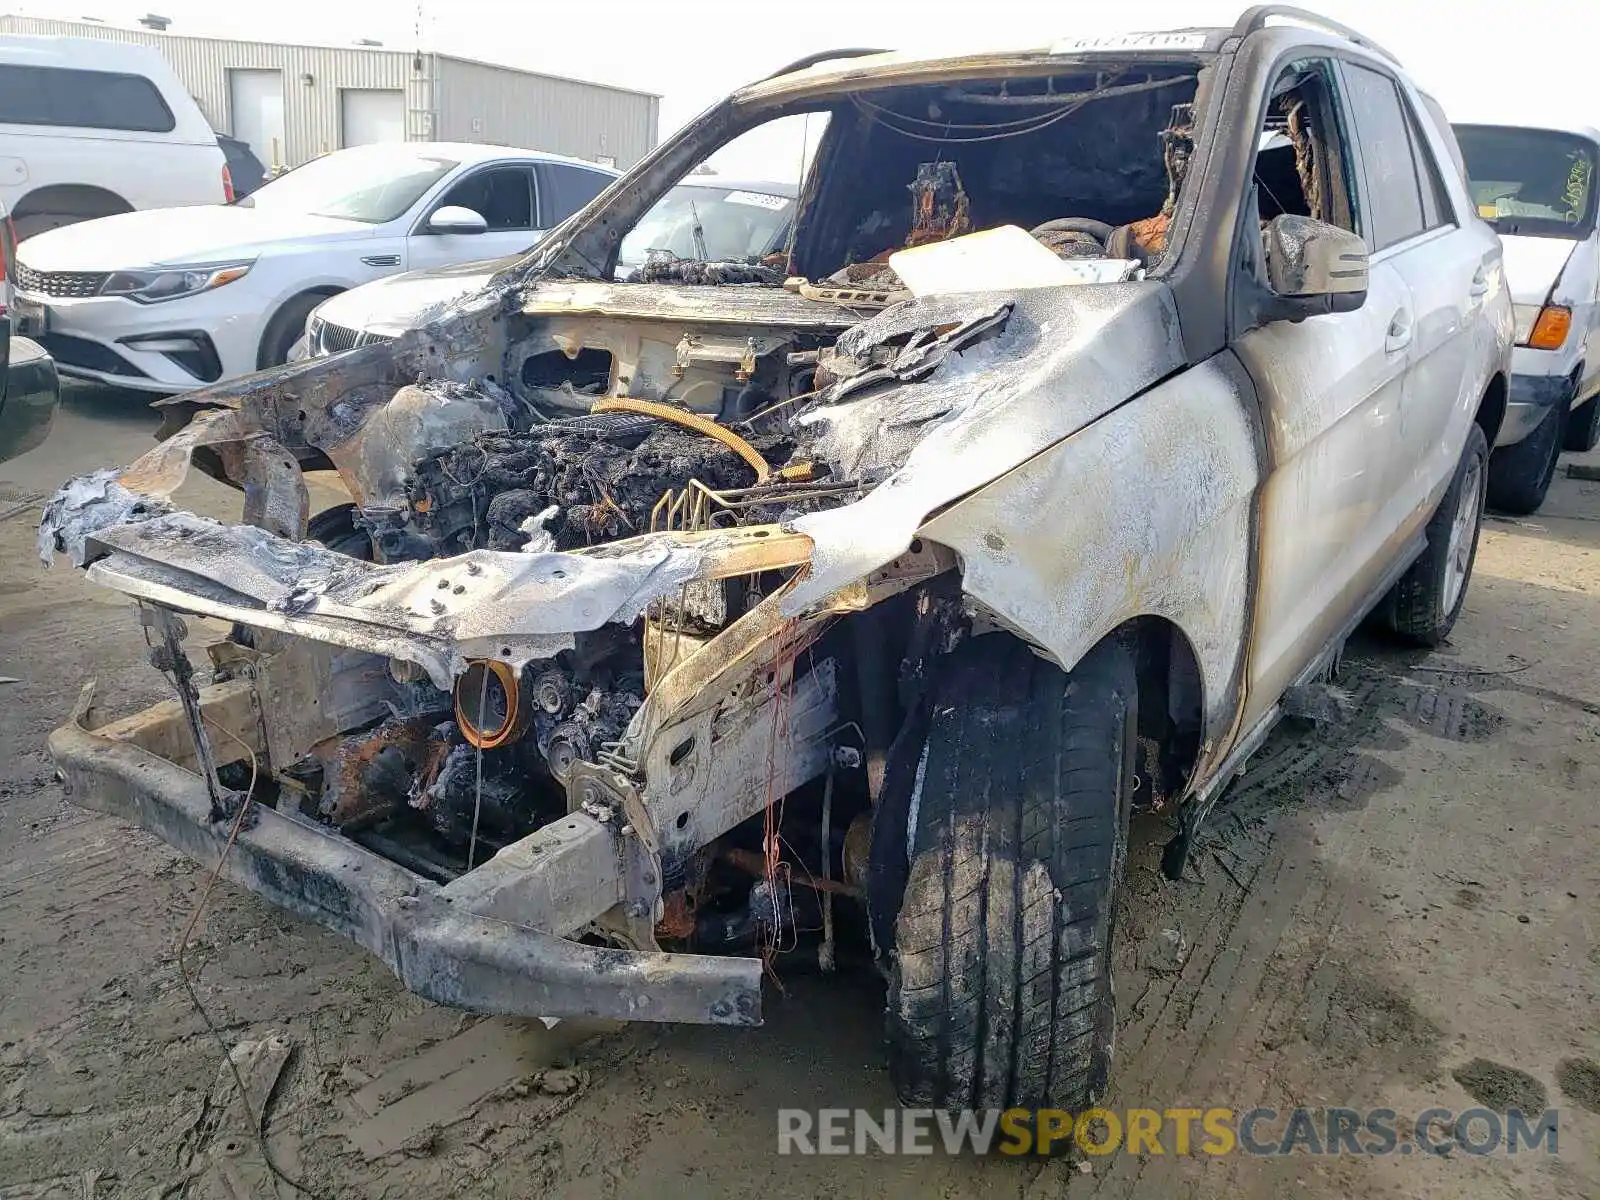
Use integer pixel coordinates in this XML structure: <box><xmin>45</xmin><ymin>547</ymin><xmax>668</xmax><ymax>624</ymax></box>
<box><xmin>1051</xmin><ymin>31</ymin><xmax>1208</xmax><ymax>54</ymax></box>
<box><xmin>723</xmin><ymin>190</ymin><xmax>790</xmax><ymax>211</ymax></box>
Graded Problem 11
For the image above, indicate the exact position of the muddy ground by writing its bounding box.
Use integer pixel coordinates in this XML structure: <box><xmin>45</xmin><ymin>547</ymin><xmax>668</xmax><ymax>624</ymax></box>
<box><xmin>2</xmin><ymin>385</ymin><xmax>1598</xmax><ymax>1198</ymax></box>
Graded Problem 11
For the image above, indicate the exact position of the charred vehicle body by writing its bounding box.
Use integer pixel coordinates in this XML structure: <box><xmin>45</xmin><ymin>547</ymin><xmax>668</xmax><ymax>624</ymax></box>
<box><xmin>39</xmin><ymin>8</ymin><xmax>1512</xmax><ymax>1112</ymax></box>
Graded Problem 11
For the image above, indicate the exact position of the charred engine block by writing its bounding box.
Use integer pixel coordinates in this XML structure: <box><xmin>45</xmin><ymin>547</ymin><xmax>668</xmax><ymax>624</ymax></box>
<box><xmin>378</xmin><ymin>409</ymin><xmax>812</xmax><ymax>559</ymax></box>
<box><xmin>294</xmin><ymin>628</ymin><xmax>645</xmax><ymax>867</ymax></box>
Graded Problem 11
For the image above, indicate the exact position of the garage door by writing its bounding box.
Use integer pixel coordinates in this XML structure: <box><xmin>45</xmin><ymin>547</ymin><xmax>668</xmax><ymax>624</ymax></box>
<box><xmin>228</xmin><ymin>69</ymin><xmax>285</xmax><ymax>168</ymax></box>
<box><xmin>339</xmin><ymin>89</ymin><xmax>405</xmax><ymax>148</ymax></box>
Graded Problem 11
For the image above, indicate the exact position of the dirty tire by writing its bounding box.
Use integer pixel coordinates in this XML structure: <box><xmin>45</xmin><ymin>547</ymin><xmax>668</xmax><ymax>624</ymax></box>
<box><xmin>258</xmin><ymin>292</ymin><xmax>330</xmax><ymax>370</ymax></box>
<box><xmin>1487</xmin><ymin>401</ymin><xmax>1562</xmax><ymax>515</ymax></box>
<box><xmin>306</xmin><ymin>503</ymin><xmax>373</xmax><ymax>560</ymax></box>
<box><xmin>884</xmin><ymin>634</ymin><xmax>1137</xmax><ymax>1112</ymax></box>
<box><xmin>1386</xmin><ymin>423</ymin><xmax>1487</xmax><ymax>646</ymax></box>
<box><xmin>1566</xmin><ymin>392</ymin><xmax>1600</xmax><ymax>453</ymax></box>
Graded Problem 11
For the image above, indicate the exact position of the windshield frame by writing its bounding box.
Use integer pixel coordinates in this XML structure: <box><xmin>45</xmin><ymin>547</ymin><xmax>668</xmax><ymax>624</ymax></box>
<box><xmin>520</xmin><ymin>51</ymin><xmax>1220</xmax><ymax>290</ymax></box>
<box><xmin>246</xmin><ymin>148</ymin><xmax>462</xmax><ymax>225</ymax></box>
<box><xmin>1454</xmin><ymin>124</ymin><xmax>1598</xmax><ymax>241</ymax></box>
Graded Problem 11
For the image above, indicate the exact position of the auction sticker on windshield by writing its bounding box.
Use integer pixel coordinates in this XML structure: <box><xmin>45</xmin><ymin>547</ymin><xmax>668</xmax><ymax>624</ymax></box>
<box><xmin>724</xmin><ymin>191</ymin><xmax>790</xmax><ymax>210</ymax></box>
<box><xmin>1051</xmin><ymin>31</ymin><xmax>1208</xmax><ymax>53</ymax></box>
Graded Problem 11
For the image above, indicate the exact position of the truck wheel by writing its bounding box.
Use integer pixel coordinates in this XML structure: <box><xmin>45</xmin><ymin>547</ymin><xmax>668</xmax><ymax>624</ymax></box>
<box><xmin>1566</xmin><ymin>393</ymin><xmax>1600</xmax><ymax>453</ymax></box>
<box><xmin>883</xmin><ymin>634</ymin><xmax>1137</xmax><ymax>1112</ymax></box>
<box><xmin>1386</xmin><ymin>423</ymin><xmax>1487</xmax><ymax>646</ymax></box>
<box><xmin>1487</xmin><ymin>402</ymin><xmax>1562</xmax><ymax>515</ymax></box>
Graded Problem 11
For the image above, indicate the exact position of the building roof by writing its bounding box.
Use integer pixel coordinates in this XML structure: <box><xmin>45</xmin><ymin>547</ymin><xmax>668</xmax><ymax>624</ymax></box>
<box><xmin>0</xmin><ymin>15</ymin><xmax>660</xmax><ymax>100</ymax></box>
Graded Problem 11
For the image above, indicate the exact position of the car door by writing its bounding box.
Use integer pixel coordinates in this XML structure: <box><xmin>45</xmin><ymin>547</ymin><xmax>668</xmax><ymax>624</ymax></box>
<box><xmin>405</xmin><ymin>163</ymin><xmax>541</xmax><ymax>273</ymax></box>
<box><xmin>1339</xmin><ymin>61</ymin><xmax>1489</xmax><ymax>545</ymax></box>
<box><xmin>1231</xmin><ymin>56</ymin><xmax>1417</xmax><ymax>720</ymax></box>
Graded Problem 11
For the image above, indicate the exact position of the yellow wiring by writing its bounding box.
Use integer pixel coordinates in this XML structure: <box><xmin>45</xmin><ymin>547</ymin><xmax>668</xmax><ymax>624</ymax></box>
<box><xmin>592</xmin><ymin>396</ymin><xmax>771</xmax><ymax>483</ymax></box>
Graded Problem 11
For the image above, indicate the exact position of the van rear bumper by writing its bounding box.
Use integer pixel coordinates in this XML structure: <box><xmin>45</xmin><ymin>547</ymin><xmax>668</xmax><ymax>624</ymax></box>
<box><xmin>1499</xmin><ymin>371</ymin><xmax>1575</xmax><ymax>447</ymax></box>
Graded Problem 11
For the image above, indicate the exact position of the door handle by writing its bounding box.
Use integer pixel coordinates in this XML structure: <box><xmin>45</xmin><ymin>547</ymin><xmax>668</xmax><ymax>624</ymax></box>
<box><xmin>1385</xmin><ymin>310</ymin><xmax>1413</xmax><ymax>354</ymax></box>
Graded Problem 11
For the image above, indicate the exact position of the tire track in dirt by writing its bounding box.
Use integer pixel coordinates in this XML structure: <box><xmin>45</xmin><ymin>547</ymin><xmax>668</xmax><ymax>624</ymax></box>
<box><xmin>1077</xmin><ymin>647</ymin><xmax>1499</xmax><ymax>1197</ymax></box>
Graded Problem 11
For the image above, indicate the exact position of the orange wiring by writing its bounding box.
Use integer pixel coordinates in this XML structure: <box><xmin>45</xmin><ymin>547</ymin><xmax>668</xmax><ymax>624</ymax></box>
<box><xmin>760</xmin><ymin>617</ymin><xmax>802</xmax><ymax>978</ymax></box>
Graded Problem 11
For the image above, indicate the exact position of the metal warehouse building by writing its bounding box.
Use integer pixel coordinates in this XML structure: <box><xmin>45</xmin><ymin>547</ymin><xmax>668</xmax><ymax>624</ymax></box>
<box><xmin>0</xmin><ymin>15</ymin><xmax>659</xmax><ymax>172</ymax></box>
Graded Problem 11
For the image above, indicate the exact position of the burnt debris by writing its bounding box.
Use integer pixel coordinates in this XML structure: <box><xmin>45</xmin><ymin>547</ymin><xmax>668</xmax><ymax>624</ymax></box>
<box><xmin>405</xmin><ymin>414</ymin><xmax>806</xmax><ymax>555</ymax></box>
<box><xmin>639</xmin><ymin>256</ymin><xmax>788</xmax><ymax>286</ymax></box>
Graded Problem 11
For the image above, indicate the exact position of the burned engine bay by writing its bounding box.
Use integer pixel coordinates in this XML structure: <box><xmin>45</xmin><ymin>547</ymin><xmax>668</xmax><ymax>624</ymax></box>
<box><xmin>40</xmin><ymin>59</ymin><xmax>1206</xmax><ymax>960</ymax></box>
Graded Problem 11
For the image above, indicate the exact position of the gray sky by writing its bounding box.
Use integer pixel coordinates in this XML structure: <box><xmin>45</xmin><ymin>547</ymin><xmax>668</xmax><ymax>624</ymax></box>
<box><xmin>24</xmin><ymin>0</ymin><xmax>1600</xmax><ymax>171</ymax></box>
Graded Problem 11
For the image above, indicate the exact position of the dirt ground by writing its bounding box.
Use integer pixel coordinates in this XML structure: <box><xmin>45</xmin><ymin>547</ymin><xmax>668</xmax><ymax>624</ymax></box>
<box><xmin>2</xmin><ymin>385</ymin><xmax>1598</xmax><ymax>1199</ymax></box>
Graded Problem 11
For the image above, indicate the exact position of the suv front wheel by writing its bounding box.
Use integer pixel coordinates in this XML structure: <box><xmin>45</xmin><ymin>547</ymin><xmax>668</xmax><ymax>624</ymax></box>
<box><xmin>882</xmin><ymin>634</ymin><xmax>1136</xmax><ymax>1112</ymax></box>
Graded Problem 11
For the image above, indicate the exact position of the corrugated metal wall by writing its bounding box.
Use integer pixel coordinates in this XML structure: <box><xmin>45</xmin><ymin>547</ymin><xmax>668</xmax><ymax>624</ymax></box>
<box><xmin>0</xmin><ymin>16</ymin><xmax>656</xmax><ymax>170</ymax></box>
<box><xmin>432</xmin><ymin>55</ymin><xmax>657</xmax><ymax>168</ymax></box>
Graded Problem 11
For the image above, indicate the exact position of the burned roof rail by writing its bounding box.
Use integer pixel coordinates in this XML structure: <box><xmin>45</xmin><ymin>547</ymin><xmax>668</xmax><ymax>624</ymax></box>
<box><xmin>1231</xmin><ymin>4</ymin><xmax>1400</xmax><ymax>64</ymax></box>
<box><xmin>763</xmin><ymin>47</ymin><xmax>891</xmax><ymax>80</ymax></box>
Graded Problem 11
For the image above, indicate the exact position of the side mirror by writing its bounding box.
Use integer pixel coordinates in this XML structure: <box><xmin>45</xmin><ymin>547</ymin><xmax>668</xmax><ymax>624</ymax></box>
<box><xmin>428</xmin><ymin>205</ymin><xmax>488</xmax><ymax>235</ymax></box>
<box><xmin>1263</xmin><ymin>214</ymin><xmax>1368</xmax><ymax>318</ymax></box>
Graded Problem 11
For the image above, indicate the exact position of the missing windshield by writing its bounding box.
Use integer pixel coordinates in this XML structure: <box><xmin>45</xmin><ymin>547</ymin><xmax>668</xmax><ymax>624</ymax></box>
<box><xmin>596</xmin><ymin>64</ymin><xmax>1202</xmax><ymax>289</ymax></box>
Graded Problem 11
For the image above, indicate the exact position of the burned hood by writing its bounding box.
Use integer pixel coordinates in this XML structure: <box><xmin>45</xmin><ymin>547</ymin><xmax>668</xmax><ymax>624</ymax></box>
<box><xmin>38</xmin><ymin>273</ymin><xmax>1184</xmax><ymax>679</ymax></box>
<box><xmin>784</xmin><ymin>278</ymin><xmax>1184</xmax><ymax>611</ymax></box>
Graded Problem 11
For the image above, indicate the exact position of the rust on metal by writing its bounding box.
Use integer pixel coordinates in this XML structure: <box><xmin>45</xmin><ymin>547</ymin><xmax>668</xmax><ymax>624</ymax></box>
<box><xmin>454</xmin><ymin>660</ymin><xmax>530</xmax><ymax>750</ymax></box>
<box><xmin>721</xmin><ymin>847</ymin><xmax>859</xmax><ymax>897</ymax></box>
<box><xmin>315</xmin><ymin>716</ymin><xmax>439</xmax><ymax>828</ymax></box>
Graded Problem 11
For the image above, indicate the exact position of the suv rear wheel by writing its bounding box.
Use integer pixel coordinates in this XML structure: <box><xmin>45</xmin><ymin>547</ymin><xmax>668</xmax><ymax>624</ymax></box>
<box><xmin>882</xmin><ymin>634</ymin><xmax>1136</xmax><ymax>1112</ymax></box>
<box><xmin>1385</xmin><ymin>423</ymin><xmax>1487</xmax><ymax>645</ymax></box>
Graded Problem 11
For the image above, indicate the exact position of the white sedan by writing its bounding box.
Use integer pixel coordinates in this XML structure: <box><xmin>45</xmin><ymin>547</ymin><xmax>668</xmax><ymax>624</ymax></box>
<box><xmin>9</xmin><ymin>142</ymin><xmax>618</xmax><ymax>393</ymax></box>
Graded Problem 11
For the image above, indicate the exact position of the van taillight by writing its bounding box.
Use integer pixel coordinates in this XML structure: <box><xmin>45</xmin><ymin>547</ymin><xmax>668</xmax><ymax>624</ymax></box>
<box><xmin>222</xmin><ymin>163</ymin><xmax>235</xmax><ymax>204</ymax></box>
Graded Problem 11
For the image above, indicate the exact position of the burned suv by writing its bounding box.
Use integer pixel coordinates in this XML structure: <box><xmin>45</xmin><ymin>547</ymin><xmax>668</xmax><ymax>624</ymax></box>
<box><xmin>40</xmin><ymin>8</ymin><xmax>1511</xmax><ymax>1113</ymax></box>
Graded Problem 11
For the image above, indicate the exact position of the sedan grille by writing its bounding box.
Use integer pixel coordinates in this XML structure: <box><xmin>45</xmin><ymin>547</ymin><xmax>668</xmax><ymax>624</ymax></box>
<box><xmin>312</xmin><ymin>319</ymin><xmax>395</xmax><ymax>356</ymax></box>
<box><xmin>14</xmin><ymin>263</ymin><xmax>109</xmax><ymax>298</ymax></box>
<box><xmin>318</xmin><ymin>319</ymin><xmax>360</xmax><ymax>354</ymax></box>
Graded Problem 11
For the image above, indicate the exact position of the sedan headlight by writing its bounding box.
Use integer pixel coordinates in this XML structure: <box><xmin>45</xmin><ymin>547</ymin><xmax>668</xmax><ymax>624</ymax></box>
<box><xmin>100</xmin><ymin>260</ymin><xmax>254</xmax><ymax>304</ymax></box>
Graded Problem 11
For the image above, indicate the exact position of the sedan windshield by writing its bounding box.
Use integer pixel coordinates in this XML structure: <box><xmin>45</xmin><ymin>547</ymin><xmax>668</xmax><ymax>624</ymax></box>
<box><xmin>618</xmin><ymin>184</ymin><xmax>794</xmax><ymax>267</ymax></box>
<box><xmin>247</xmin><ymin>146</ymin><xmax>460</xmax><ymax>224</ymax></box>
<box><xmin>1456</xmin><ymin>125</ymin><xmax>1596</xmax><ymax>239</ymax></box>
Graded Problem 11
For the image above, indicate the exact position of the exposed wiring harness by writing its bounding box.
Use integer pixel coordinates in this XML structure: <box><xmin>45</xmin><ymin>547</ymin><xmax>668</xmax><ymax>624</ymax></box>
<box><xmin>140</xmin><ymin>607</ymin><xmax>325</xmax><ymax>1199</ymax></box>
<box><xmin>848</xmin><ymin>73</ymin><xmax>1196</xmax><ymax>145</ymax></box>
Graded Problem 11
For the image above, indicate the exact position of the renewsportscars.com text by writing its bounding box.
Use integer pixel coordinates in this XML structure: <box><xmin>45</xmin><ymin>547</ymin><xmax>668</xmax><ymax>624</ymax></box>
<box><xmin>776</xmin><ymin>1106</ymin><xmax>1561</xmax><ymax>1156</ymax></box>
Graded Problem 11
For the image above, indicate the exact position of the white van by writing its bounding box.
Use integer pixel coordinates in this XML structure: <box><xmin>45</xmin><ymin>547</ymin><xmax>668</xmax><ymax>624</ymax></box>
<box><xmin>0</xmin><ymin>35</ymin><xmax>229</xmax><ymax>239</ymax></box>
<box><xmin>1455</xmin><ymin>123</ymin><xmax>1600</xmax><ymax>513</ymax></box>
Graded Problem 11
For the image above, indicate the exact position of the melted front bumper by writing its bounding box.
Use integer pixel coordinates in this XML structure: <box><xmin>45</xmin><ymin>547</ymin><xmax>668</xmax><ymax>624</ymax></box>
<box><xmin>47</xmin><ymin>682</ymin><xmax>762</xmax><ymax>1027</ymax></box>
